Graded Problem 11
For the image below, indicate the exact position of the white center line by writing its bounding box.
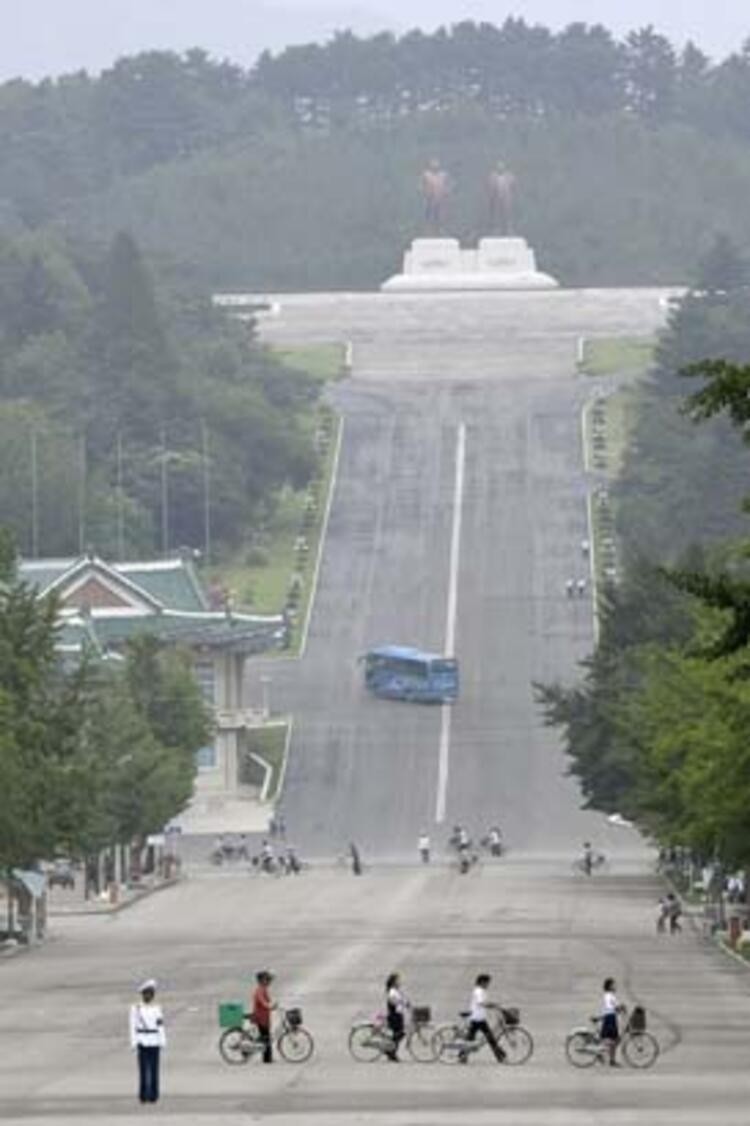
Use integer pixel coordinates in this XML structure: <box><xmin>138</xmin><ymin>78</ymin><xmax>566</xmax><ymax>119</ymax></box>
<box><xmin>435</xmin><ymin>421</ymin><xmax>466</xmax><ymax>825</ymax></box>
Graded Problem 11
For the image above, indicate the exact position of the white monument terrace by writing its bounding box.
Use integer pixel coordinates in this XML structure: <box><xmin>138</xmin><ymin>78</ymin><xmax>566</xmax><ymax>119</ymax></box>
<box><xmin>381</xmin><ymin>236</ymin><xmax>558</xmax><ymax>292</ymax></box>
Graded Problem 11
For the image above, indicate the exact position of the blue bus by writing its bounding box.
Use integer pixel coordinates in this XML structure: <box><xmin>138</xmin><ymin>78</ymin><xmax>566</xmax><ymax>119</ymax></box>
<box><xmin>361</xmin><ymin>645</ymin><xmax>459</xmax><ymax>703</ymax></box>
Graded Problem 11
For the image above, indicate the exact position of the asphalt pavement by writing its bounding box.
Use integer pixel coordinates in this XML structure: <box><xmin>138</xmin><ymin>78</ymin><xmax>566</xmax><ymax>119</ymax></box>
<box><xmin>2</xmin><ymin>860</ymin><xmax>749</xmax><ymax>1125</ymax></box>
<box><xmin>249</xmin><ymin>287</ymin><xmax>674</xmax><ymax>858</ymax></box>
<box><xmin>4</xmin><ymin>285</ymin><xmax>746</xmax><ymax>1126</ymax></box>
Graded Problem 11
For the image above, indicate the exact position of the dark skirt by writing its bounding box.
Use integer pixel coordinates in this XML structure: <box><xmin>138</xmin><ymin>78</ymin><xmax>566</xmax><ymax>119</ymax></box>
<box><xmin>601</xmin><ymin>1013</ymin><xmax>619</xmax><ymax>1041</ymax></box>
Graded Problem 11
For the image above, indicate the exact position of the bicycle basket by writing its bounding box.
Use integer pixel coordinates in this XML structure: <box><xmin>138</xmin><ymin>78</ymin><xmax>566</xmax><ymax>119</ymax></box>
<box><xmin>286</xmin><ymin>1007</ymin><xmax>303</xmax><ymax>1027</ymax></box>
<box><xmin>628</xmin><ymin>1005</ymin><xmax>646</xmax><ymax>1033</ymax></box>
<box><xmin>218</xmin><ymin>1001</ymin><xmax>246</xmax><ymax>1029</ymax></box>
<box><xmin>412</xmin><ymin>1006</ymin><xmax>431</xmax><ymax>1026</ymax></box>
<box><xmin>502</xmin><ymin>1007</ymin><xmax>520</xmax><ymax>1027</ymax></box>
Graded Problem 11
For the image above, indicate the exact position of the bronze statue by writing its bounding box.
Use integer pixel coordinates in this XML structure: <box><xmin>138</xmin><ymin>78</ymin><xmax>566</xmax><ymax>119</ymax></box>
<box><xmin>420</xmin><ymin>159</ymin><xmax>450</xmax><ymax>234</ymax></box>
<box><xmin>488</xmin><ymin>161</ymin><xmax>515</xmax><ymax>236</ymax></box>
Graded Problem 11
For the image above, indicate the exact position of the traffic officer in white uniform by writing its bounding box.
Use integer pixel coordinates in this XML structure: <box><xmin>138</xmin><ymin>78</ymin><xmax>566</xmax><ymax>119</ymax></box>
<box><xmin>129</xmin><ymin>979</ymin><xmax>166</xmax><ymax>1103</ymax></box>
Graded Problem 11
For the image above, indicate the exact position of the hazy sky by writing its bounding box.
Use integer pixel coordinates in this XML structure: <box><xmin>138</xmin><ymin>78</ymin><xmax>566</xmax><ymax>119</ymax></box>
<box><xmin>2</xmin><ymin>1</ymin><xmax>748</xmax><ymax>82</ymax></box>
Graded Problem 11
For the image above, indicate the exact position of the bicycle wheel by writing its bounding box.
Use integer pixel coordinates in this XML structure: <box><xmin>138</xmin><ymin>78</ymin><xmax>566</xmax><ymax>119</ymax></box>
<box><xmin>500</xmin><ymin>1025</ymin><xmax>534</xmax><ymax>1065</ymax></box>
<box><xmin>407</xmin><ymin>1024</ymin><xmax>437</xmax><ymax>1063</ymax></box>
<box><xmin>565</xmin><ymin>1031</ymin><xmax>599</xmax><ymax>1068</ymax></box>
<box><xmin>432</xmin><ymin>1024</ymin><xmax>464</xmax><ymax>1065</ymax></box>
<box><xmin>279</xmin><ymin>1026</ymin><xmax>314</xmax><ymax>1063</ymax></box>
<box><xmin>622</xmin><ymin>1031</ymin><xmax>659</xmax><ymax>1069</ymax></box>
<box><xmin>348</xmin><ymin>1023</ymin><xmax>383</xmax><ymax>1062</ymax></box>
<box><xmin>219</xmin><ymin>1027</ymin><xmax>253</xmax><ymax>1065</ymax></box>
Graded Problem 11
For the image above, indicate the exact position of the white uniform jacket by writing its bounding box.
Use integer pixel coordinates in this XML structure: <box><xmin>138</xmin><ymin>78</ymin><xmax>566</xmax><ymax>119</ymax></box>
<box><xmin>130</xmin><ymin>1002</ymin><xmax>166</xmax><ymax>1049</ymax></box>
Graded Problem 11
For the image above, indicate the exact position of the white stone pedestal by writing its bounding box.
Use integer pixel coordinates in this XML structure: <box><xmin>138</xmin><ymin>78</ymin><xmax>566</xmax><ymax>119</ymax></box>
<box><xmin>381</xmin><ymin>237</ymin><xmax>558</xmax><ymax>292</ymax></box>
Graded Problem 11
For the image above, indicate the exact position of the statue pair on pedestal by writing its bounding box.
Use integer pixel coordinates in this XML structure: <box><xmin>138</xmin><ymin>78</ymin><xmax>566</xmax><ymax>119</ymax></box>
<box><xmin>420</xmin><ymin>159</ymin><xmax>515</xmax><ymax>236</ymax></box>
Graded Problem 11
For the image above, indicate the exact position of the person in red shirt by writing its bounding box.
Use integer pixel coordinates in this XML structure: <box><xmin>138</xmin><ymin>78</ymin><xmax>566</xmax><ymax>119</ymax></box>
<box><xmin>252</xmin><ymin>970</ymin><xmax>275</xmax><ymax>1063</ymax></box>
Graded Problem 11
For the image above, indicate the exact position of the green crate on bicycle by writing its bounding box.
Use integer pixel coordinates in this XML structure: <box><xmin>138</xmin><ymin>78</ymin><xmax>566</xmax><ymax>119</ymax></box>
<box><xmin>218</xmin><ymin>1001</ymin><xmax>245</xmax><ymax>1029</ymax></box>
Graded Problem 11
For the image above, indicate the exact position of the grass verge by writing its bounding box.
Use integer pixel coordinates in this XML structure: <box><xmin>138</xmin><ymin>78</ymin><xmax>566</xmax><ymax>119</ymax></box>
<box><xmin>275</xmin><ymin>343</ymin><xmax>346</xmax><ymax>382</ymax></box>
<box><xmin>581</xmin><ymin>336</ymin><xmax>655</xmax><ymax>377</ymax></box>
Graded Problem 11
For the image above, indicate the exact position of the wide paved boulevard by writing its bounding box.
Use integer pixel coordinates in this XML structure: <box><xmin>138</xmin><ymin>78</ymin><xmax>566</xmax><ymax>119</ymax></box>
<box><xmin>2</xmin><ymin>287</ymin><xmax>749</xmax><ymax>1125</ymax></box>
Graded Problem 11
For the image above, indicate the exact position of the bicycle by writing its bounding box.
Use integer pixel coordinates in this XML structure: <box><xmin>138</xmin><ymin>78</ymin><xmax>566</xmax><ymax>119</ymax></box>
<box><xmin>219</xmin><ymin>1007</ymin><xmax>314</xmax><ymax>1064</ymax></box>
<box><xmin>348</xmin><ymin>1005</ymin><xmax>438</xmax><ymax>1063</ymax></box>
<box><xmin>564</xmin><ymin>1007</ymin><xmax>659</xmax><ymax>1069</ymax></box>
<box><xmin>432</xmin><ymin>1004</ymin><xmax>534</xmax><ymax>1065</ymax></box>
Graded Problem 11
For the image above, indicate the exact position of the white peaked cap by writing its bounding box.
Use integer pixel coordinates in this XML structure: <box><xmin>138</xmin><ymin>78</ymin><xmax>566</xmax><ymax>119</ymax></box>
<box><xmin>139</xmin><ymin>979</ymin><xmax>158</xmax><ymax>993</ymax></box>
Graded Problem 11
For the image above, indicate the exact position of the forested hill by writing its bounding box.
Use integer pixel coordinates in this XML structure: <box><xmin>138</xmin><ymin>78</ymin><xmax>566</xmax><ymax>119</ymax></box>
<box><xmin>5</xmin><ymin>23</ymin><xmax>750</xmax><ymax>287</ymax></box>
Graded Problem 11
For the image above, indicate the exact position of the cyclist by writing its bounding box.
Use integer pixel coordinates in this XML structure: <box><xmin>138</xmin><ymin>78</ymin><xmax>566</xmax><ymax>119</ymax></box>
<box><xmin>385</xmin><ymin>973</ymin><xmax>406</xmax><ymax>1061</ymax></box>
<box><xmin>600</xmin><ymin>977</ymin><xmax>625</xmax><ymax>1067</ymax></box>
<box><xmin>418</xmin><ymin>833</ymin><xmax>431</xmax><ymax>864</ymax></box>
<box><xmin>459</xmin><ymin>973</ymin><xmax>506</xmax><ymax>1063</ymax></box>
<box><xmin>252</xmin><ymin>970</ymin><xmax>276</xmax><ymax>1063</ymax></box>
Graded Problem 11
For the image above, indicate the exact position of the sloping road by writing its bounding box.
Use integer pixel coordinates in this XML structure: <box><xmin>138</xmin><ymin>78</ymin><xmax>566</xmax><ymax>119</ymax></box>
<box><xmin>251</xmin><ymin>289</ymin><xmax>672</xmax><ymax>858</ymax></box>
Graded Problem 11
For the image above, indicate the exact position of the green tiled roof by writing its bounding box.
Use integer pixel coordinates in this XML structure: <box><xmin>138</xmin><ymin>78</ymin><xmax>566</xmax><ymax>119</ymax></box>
<box><xmin>18</xmin><ymin>559</ymin><xmax>77</xmax><ymax>593</ymax></box>
<box><xmin>116</xmin><ymin>561</ymin><xmax>206</xmax><ymax>612</ymax></box>
<box><xmin>88</xmin><ymin>611</ymin><xmax>283</xmax><ymax>655</ymax></box>
<box><xmin>20</xmin><ymin>554</ymin><xmax>283</xmax><ymax>659</ymax></box>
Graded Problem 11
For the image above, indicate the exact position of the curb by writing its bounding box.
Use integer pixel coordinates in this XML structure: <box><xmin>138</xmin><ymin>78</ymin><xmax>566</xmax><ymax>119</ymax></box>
<box><xmin>48</xmin><ymin>875</ymin><xmax>182</xmax><ymax>920</ymax></box>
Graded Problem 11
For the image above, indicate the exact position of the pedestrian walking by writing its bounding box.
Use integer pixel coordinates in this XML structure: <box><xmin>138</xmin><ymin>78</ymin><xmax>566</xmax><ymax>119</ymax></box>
<box><xmin>350</xmin><ymin>842</ymin><xmax>362</xmax><ymax>875</ymax></box>
<box><xmin>577</xmin><ymin>578</ymin><xmax>587</xmax><ymax>597</ymax></box>
<box><xmin>252</xmin><ymin>970</ymin><xmax>275</xmax><ymax>1063</ymax></box>
<box><xmin>459</xmin><ymin>973</ymin><xmax>506</xmax><ymax>1062</ymax></box>
<box><xmin>130</xmin><ymin>979</ymin><xmax>166</xmax><ymax>1103</ymax></box>
<box><xmin>566</xmin><ymin>578</ymin><xmax>575</xmax><ymax>597</ymax></box>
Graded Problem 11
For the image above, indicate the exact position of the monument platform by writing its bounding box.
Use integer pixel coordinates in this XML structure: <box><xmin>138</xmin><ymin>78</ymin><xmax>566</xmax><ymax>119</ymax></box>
<box><xmin>381</xmin><ymin>236</ymin><xmax>558</xmax><ymax>292</ymax></box>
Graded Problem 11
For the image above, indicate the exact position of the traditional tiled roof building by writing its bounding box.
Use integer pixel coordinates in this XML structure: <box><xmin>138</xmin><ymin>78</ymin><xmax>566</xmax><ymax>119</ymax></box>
<box><xmin>19</xmin><ymin>554</ymin><xmax>284</xmax><ymax>824</ymax></box>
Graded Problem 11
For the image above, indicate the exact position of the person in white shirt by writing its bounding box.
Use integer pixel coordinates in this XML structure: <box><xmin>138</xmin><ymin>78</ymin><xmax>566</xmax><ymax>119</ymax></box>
<box><xmin>129</xmin><ymin>979</ymin><xmax>166</xmax><ymax>1103</ymax></box>
<box><xmin>418</xmin><ymin>833</ymin><xmax>431</xmax><ymax>864</ymax></box>
<box><xmin>600</xmin><ymin>977</ymin><xmax>624</xmax><ymax>1066</ymax></box>
<box><xmin>460</xmin><ymin>973</ymin><xmax>506</xmax><ymax>1062</ymax></box>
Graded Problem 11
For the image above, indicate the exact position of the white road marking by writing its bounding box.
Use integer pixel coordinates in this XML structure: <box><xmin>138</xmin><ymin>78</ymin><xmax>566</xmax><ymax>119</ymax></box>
<box><xmin>435</xmin><ymin>422</ymin><xmax>466</xmax><ymax>824</ymax></box>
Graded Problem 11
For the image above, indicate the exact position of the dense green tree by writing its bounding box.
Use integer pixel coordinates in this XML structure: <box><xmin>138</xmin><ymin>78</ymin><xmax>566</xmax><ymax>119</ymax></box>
<box><xmin>124</xmin><ymin>635</ymin><xmax>211</xmax><ymax>758</ymax></box>
<box><xmin>0</xmin><ymin>226</ymin><xmax>321</xmax><ymax>557</ymax></box>
<box><xmin>0</xmin><ymin>542</ymin><xmax>210</xmax><ymax>872</ymax></box>
<box><xmin>536</xmin><ymin>562</ymin><xmax>695</xmax><ymax>813</ymax></box>
<box><xmin>623</xmin><ymin>27</ymin><xmax>677</xmax><ymax>118</ymax></box>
